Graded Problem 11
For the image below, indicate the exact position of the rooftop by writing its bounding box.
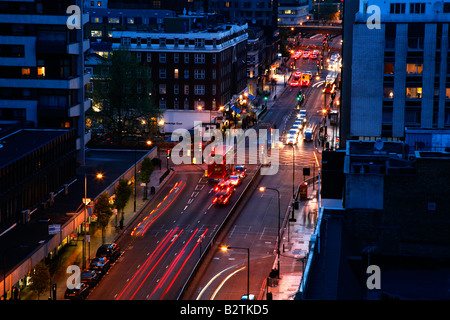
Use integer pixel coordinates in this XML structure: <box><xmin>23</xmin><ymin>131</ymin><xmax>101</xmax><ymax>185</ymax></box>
<box><xmin>0</xmin><ymin>129</ymin><xmax>73</xmax><ymax>169</ymax></box>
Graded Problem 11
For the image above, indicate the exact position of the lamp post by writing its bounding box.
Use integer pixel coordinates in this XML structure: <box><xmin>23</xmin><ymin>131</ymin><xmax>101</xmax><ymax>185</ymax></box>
<box><xmin>82</xmin><ymin>171</ymin><xmax>104</xmax><ymax>270</ymax></box>
<box><xmin>220</xmin><ymin>246</ymin><xmax>250</xmax><ymax>299</ymax></box>
<box><xmin>259</xmin><ymin>186</ymin><xmax>281</xmax><ymax>278</ymax></box>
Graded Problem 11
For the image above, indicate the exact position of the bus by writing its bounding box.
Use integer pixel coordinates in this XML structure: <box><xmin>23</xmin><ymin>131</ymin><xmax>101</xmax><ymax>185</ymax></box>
<box><xmin>304</xmin><ymin>128</ymin><xmax>313</xmax><ymax>142</ymax></box>
<box><xmin>207</xmin><ymin>145</ymin><xmax>234</xmax><ymax>183</ymax></box>
<box><xmin>300</xmin><ymin>73</ymin><xmax>311</xmax><ymax>87</ymax></box>
<box><xmin>323</xmin><ymin>72</ymin><xmax>337</xmax><ymax>94</ymax></box>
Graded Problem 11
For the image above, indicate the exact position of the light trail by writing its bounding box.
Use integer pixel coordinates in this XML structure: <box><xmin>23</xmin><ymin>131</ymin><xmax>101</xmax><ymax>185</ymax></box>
<box><xmin>116</xmin><ymin>228</ymin><xmax>178</xmax><ymax>300</ymax></box>
<box><xmin>210</xmin><ymin>266</ymin><xmax>246</xmax><ymax>300</ymax></box>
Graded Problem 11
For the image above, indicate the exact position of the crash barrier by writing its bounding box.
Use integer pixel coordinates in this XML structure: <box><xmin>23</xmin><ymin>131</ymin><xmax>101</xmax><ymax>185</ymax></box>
<box><xmin>177</xmin><ymin>164</ymin><xmax>263</xmax><ymax>300</ymax></box>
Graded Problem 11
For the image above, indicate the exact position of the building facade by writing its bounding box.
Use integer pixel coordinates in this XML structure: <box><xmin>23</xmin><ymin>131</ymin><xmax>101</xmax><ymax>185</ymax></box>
<box><xmin>0</xmin><ymin>129</ymin><xmax>77</xmax><ymax>231</ymax></box>
<box><xmin>0</xmin><ymin>0</ymin><xmax>91</xmax><ymax>165</ymax></box>
<box><xmin>110</xmin><ymin>22</ymin><xmax>248</xmax><ymax>132</ymax></box>
<box><xmin>343</xmin><ymin>0</ymin><xmax>450</xmax><ymax>146</ymax></box>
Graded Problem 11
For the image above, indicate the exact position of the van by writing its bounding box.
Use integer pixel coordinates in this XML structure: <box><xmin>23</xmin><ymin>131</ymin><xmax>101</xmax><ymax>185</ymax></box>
<box><xmin>304</xmin><ymin>128</ymin><xmax>313</xmax><ymax>141</ymax></box>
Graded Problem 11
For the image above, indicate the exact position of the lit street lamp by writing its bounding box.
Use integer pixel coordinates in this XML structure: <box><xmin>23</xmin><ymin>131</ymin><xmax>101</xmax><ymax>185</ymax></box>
<box><xmin>259</xmin><ymin>186</ymin><xmax>281</xmax><ymax>278</ymax></box>
<box><xmin>220</xmin><ymin>245</ymin><xmax>250</xmax><ymax>299</ymax></box>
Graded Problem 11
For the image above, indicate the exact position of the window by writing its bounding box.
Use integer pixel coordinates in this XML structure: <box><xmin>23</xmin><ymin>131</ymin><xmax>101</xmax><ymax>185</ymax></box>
<box><xmin>184</xmin><ymin>99</ymin><xmax>189</xmax><ymax>109</ymax></box>
<box><xmin>194</xmin><ymin>85</ymin><xmax>205</xmax><ymax>95</ymax></box>
<box><xmin>212</xmin><ymin>54</ymin><xmax>217</xmax><ymax>64</ymax></box>
<box><xmin>21</xmin><ymin>67</ymin><xmax>30</xmax><ymax>77</ymax></box>
<box><xmin>406</xmin><ymin>63</ymin><xmax>423</xmax><ymax>74</ymax></box>
<box><xmin>174</xmin><ymin>69</ymin><xmax>179</xmax><ymax>79</ymax></box>
<box><xmin>37</xmin><ymin>66</ymin><xmax>45</xmax><ymax>77</ymax></box>
<box><xmin>92</xmin><ymin>17</ymin><xmax>102</xmax><ymax>23</ymax></box>
<box><xmin>410</xmin><ymin>3</ymin><xmax>425</xmax><ymax>14</ymax></box>
<box><xmin>445</xmin><ymin>88</ymin><xmax>450</xmax><ymax>99</ymax></box>
<box><xmin>159</xmin><ymin>84</ymin><xmax>166</xmax><ymax>94</ymax></box>
<box><xmin>97</xmin><ymin>1</ymin><xmax>102</xmax><ymax>6</ymax></box>
<box><xmin>159</xmin><ymin>99</ymin><xmax>166</xmax><ymax>109</ymax></box>
<box><xmin>184</xmin><ymin>85</ymin><xmax>189</xmax><ymax>95</ymax></box>
<box><xmin>174</xmin><ymin>99</ymin><xmax>179</xmax><ymax>109</ymax></box>
<box><xmin>383</xmin><ymin>88</ymin><xmax>394</xmax><ymax>99</ymax></box>
<box><xmin>121</xmin><ymin>37</ymin><xmax>131</xmax><ymax>46</ymax></box>
<box><xmin>184</xmin><ymin>69</ymin><xmax>189</xmax><ymax>79</ymax></box>
<box><xmin>159</xmin><ymin>69</ymin><xmax>166</xmax><ymax>79</ymax></box>
<box><xmin>137</xmin><ymin>37</ymin><xmax>141</xmax><ymax>46</ymax></box>
<box><xmin>390</xmin><ymin>3</ymin><xmax>405</xmax><ymax>14</ymax></box>
<box><xmin>194</xmin><ymin>69</ymin><xmax>205</xmax><ymax>79</ymax></box>
<box><xmin>159</xmin><ymin>53</ymin><xmax>166</xmax><ymax>63</ymax></box>
<box><xmin>127</xmin><ymin>18</ymin><xmax>134</xmax><ymax>24</ymax></box>
<box><xmin>174</xmin><ymin>38</ymin><xmax>179</xmax><ymax>48</ymax></box>
<box><xmin>212</xmin><ymin>69</ymin><xmax>217</xmax><ymax>79</ymax></box>
<box><xmin>147</xmin><ymin>53</ymin><xmax>151</xmax><ymax>63</ymax></box>
<box><xmin>174</xmin><ymin>85</ymin><xmax>179</xmax><ymax>95</ymax></box>
<box><xmin>406</xmin><ymin>87</ymin><xmax>422</xmax><ymax>99</ymax></box>
<box><xmin>194</xmin><ymin>53</ymin><xmax>205</xmax><ymax>64</ymax></box>
<box><xmin>184</xmin><ymin>54</ymin><xmax>189</xmax><ymax>63</ymax></box>
<box><xmin>160</xmin><ymin>38</ymin><xmax>166</xmax><ymax>47</ymax></box>
<box><xmin>174</xmin><ymin>53</ymin><xmax>179</xmax><ymax>63</ymax></box>
<box><xmin>384</xmin><ymin>63</ymin><xmax>394</xmax><ymax>74</ymax></box>
<box><xmin>136</xmin><ymin>52</ymin><xmax>141</xmax><ymax>63</ymax></box>
<box><xmin>212</xmin><ymin>85</ymin><xmax>216</xmax><ymax>95</ymax></box>
<box><xmin>444</xmin><ymin>3</ymin><xmax>450</xmax><ymax>13</ymax></box>
<box><xmin>195</xmin><ymin>38</ymin><xmax>205</xmax><ymax>48</ymax></box>
<box><xmin>108</xmin><ymin>17</ymin><xmax>120</xmax><ymax>23</ymax></box>
<box><xmin>91</xmin><ymin>30</ymin><xmax>102</xmax><ymax>37</ymax></box>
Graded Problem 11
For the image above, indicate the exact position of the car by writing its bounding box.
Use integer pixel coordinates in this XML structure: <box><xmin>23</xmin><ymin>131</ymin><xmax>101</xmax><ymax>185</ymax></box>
<box><xmin>64</xmin><ymin>283</ymin><xmax>90</xmax><ymax>300</ymax></box>
<box><xmin>291</xmin><ymin>123</ymin><xmax>302</xmax><ymax>132</ymax></box>
<box><xmin>213</xmin><ymin>188</ymin><xmax>233</xmax><ymax>205</ymax></box>
<box><xmin>89</xmin><ymin>257</ymin><xmax>111</xmax><ymax>276</ymax></box>
<box><xmin>288</xmin><ymin>129</ymin><xmax>299</xmax><ymax>138</ymax></box>
<box><xmin>214</xmin><ymin>179</ymin><xmax>234</xmax><ymax>192</ymax></box>
<box><xmin>80</xmin><ymin>270</ymin><xmax>101</xmax><ymax>287</ymax></box>
<box><xmin>234</xmin><ymin>165</ymin><xmax>246</xmax><ymax>179</ymax></box>
<box><xmin>228</xmin><ymin>175</ymin><xmax>241</xmax><ymax>187</ymax></box>
<box><xmin>289</xmin><ymin>80</ymin><xmax>300</xmax><ymax>87</ymax></box>
<box><xmin>304</xmin><ymin>71</ymin><xmax>313</xmax><ymax>78</ymax></box>
<box><xmin>96</xmin><ymin>243</ymin><xmax>121</xmax><ymax>262</ymax></box>
<box><xmin>302</xmin><ymin>52</ymin><xmax>310</xmax><ymax>59</ymax></box>
<box><xmin>304</xmin><ymin>128</ymin><xmax>313</xmax><ymax>141</ymax></box>
<box><xmin>286</xmin><ymin>134</ymin><xmax>297</xmax><ymax>145</ymax></box>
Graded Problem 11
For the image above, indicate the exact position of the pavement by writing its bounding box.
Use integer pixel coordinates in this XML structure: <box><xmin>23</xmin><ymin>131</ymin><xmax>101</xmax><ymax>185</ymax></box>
<box><xmin>269</xmin><ymin>183</ymin><xmax>318</xmax><ymax>300</ymax></box>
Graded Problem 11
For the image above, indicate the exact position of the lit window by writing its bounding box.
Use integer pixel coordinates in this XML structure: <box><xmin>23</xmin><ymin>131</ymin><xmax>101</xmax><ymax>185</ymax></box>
<box><xmin>21</xmin><ymin>67</ymin><xmax>30</xmax><ymax>76</ymax></box>
<box><xmin>127</xmin><ymin>18</ymin><xmax>134</xmax><ymax>24</ymax></box>
<box><xmin>91</xmin><ymin>30</ymin><xmax>102</xmax><ymax>37</ymax></box>
<box><xmin>37</xmin><ymin>66</ymin><xmax>45</xmax><ymax>77</ymax></box>
<box><xmin>174</xmin><ymin>69</ymin><xmax>179</xmax><ymax>79</ymax></box>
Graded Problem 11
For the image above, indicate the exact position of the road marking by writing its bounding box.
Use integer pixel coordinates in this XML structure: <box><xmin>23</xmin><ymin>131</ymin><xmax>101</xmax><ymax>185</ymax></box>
<box><xmin>184</xmin><ymin>206</ymin><xmax>188</xmax><ymax>210</ymax></box>
<box><xmin>187</xmin><ymin>198</ymin><xmax>193</xmax><ymax>204</ymax></box>
<box><xmin>191</xmin><ymin>191</ymin><xmax>199</xmax><ymax>197</ymax></box>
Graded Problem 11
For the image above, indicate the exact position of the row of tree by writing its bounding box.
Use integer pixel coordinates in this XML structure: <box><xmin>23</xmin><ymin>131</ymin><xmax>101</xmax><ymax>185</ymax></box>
<box><xmin>22</xmin><ymin>157</ymin><xmax>155</xmax><ymax>300</ymax></box>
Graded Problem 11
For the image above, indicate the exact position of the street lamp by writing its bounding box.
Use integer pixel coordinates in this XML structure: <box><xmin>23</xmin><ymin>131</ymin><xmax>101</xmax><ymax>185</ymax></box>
<box><xmin>82</xmin><ymin>170</ymin><xmax>104</xmax><ymax>269</ymax></box>
<box><xmin>220</xmin><ymin>245</ymin><xmax>250</xmax><ymax>299</ymax></box>
<box><xmin>259</xmin><ymin>186</ymin><xmax>281</xmax><ymax>278</ymax></box>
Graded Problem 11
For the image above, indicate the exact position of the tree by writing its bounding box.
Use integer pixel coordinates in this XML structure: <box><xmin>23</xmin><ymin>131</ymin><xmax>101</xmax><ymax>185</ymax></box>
<box><xmin>29</xmin><ymin>261</ymin><xmax>50</xmax><ymax>300</ymax></box>
<box><xmin>88</xmin><ymin>48</ymin><xmax>161</xmax><ymax>144</ymax></box>
<box><xmin>139</xmin><ymin>157</ymin><xmax>155</xmax><ymax>200</ymax></box>
<box><xmin>95</xmin><ymin>192</ymin><xmax>113</xmax><ymax>243</ymax></box>
<box><xmin>114</xmin><ymin>178</ymin><xmax>133</xmax><ymax>228</ymax></box>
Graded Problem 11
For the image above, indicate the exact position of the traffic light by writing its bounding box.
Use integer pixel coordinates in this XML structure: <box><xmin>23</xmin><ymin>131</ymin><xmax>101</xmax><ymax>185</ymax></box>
<box><xmin>297</xmin><ymin>93</ymin><xmax>302</xmax><ymax>101</ymax></box>
<box><xmin>167</xmin><ymin>149</ymin><xmax>171</xmax><ymax>159</ymax></box>
<box><xmin>264</xmin><ymin>96</ymin><xmax>268</xmax><ymax>101</ymax></box>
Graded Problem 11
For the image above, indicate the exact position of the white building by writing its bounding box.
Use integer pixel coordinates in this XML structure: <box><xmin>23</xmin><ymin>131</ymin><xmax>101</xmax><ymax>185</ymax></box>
<box><xmin>346</xmin><ymin>0</ymin><xmax>450</xmax><ymax>149</ymax></box>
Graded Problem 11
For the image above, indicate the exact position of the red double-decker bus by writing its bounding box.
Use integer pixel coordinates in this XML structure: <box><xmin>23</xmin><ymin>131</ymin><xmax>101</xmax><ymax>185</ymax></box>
<box><xmin>207</xmin><ymin>145</ymin><xmax>234</xmax><ymax>183</ymax></box>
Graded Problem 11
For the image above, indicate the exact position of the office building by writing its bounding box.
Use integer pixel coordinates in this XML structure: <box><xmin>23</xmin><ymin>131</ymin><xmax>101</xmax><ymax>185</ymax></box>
<box><xmin>340</xmin><ymin>0</ymin><xmax>450</xmax><ymax>151</ymax></box>
<box><xmin>0</xmin><ymin>0</ymin><xmax>92</xmax><ymax>165</ymax></box>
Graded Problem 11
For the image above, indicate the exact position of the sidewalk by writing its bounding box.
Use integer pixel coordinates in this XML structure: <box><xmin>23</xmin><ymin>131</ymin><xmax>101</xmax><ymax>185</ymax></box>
<box><xmin>19</xmin><ymin>165</ymin><xmax>174</xmax><ymax>300</ymax></box>
<box><xmin>269</xmin><ymin>183</ymin><xmax>319</xmax><ymax>300</ymax></box>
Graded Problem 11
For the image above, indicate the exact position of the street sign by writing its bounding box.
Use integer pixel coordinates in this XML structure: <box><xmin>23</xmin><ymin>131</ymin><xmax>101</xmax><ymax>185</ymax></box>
<box><xmin>48</xmin><ymin>224</ymin><xmax>61</xmax><ymax>235</ymax></box>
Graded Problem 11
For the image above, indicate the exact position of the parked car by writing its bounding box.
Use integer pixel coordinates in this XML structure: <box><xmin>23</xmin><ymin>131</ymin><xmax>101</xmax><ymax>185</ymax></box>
<box><xmin>89</xmin><ymin>257</ymin><xmax>111</xmax><ymax>276</ymax></box>
<box><xmin>64</xmin><ymin>283</ymin><xmax>90</xmax><ymax>300</ymax></box>
<box><xmin>80</xmin><ymin>269</ymin><xmax>101</xmax><ymax>287</ymax></box>
<box><xmin>96</xmin><ymin>243</ymin><xmax>121</xmax><ymax>262</ymax></box>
